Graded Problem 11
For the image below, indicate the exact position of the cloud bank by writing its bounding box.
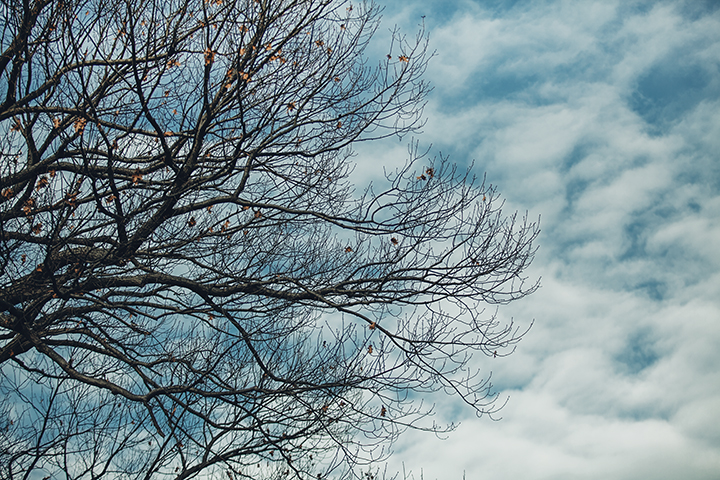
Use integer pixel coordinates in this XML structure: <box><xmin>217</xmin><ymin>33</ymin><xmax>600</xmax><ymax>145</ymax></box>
<box><xmin>354</xmin><ymin>1</ymin><xmax>720</xmax><ymax>478</ymax></box>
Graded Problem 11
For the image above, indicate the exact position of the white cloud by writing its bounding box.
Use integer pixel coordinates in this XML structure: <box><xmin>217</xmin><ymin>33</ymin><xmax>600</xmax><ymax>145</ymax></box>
<box><xmin>367</xmin><ymin>1</ymin><xmax>720</xmax><ymax>479</ymax></box>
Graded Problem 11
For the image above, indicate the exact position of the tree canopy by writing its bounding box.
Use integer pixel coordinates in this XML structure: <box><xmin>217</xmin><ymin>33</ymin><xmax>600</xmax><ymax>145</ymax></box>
<box><xmin>0</xmin><ymin>0</ymin><xmax>539</xmax><ymax>478</ymax></box>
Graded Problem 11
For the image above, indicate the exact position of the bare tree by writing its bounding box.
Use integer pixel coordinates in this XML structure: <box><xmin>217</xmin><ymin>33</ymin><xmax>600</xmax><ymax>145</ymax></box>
<box><xmin>0</xmin><ymin>0</ymin><xmax>539</xmax><ymax>478</ymax></box>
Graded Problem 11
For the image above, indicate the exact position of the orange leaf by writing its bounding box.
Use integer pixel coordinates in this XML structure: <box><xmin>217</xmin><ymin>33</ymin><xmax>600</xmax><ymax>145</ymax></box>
<box><xmin>35</xmin><ymin>176</ymin><xmax>49</xmax><ymax>191</ymax></box>
<box><xmin>188</xmin><ymin>217</ymin><xmax>197</xmax><ymax>227</ymax></box>
<box><xmin>22</xmin><ymin>199</ymin><xmax>35</xmax><ymax>216</ymax></box>
<box><xmin>131</xmin><ymin>170</ymin><xmax>143</xmax><ymax>184</ymax></box>
<box><xmin>367</xmin><ymin>345</ymin><xmax>373</xmax><ymax>354</ymax></box>
<box><xmin>390</xmin><ymin>237</ymin><xmax>398</xmax><ymax>245</ymax></box>
<box><xmin>369</xmin><ymin>322</ymin><xmax>376</xmax><ymax>330</ymax></box>
<box><xmin>73</xmin><ymin>118</ymin><xmax>87</xmax><ymax>134</ymax></box>
<box><xmin>345</xmin><ymin>246</ymin><xmax>353</xmax><ymax>253</ymax></box>
<box><xmin>203</xmin><ymin>48</ymin><xmax>215</xmax><ymax>65</ymax></box>
<box><xmin>381</xmin><ymin>406</ymin><xmax>386</xmax><ymax>417</ymax></box>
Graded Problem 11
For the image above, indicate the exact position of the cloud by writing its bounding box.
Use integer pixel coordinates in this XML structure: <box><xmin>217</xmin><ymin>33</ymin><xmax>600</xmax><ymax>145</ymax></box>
<box><xmin>358</xmin><ymin>1</ymin><xmax>720</xmax><ymax>479</ymax></box>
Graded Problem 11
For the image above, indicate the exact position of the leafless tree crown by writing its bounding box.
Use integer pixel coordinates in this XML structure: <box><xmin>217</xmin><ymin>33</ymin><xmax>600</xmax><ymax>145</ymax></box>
<box><xmin>0</xmin><ymin>0</ymin><xmax>539</xmax><ymax>478</ymax></box>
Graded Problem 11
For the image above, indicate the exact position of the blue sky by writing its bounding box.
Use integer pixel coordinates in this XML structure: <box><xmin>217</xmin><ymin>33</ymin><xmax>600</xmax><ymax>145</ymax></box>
<box><xmin>353</xmin><ymin>1</ymin><xmax>720</xmax><ymax>478</ymax></box>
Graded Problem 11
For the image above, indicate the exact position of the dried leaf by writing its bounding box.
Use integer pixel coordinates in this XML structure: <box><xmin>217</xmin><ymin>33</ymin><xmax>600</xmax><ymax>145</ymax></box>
<box><xmin>22</xmin><ymin>199</ymin><xmax>35</xmax><ymax>216</ymax></box>
<box><xmin>35</xmin><ymin>176</ymin><xmax>49</xmax><ymax>191</ymax></box>
<box><xmin>390</xmin><ymin>237</ymin><xmax>398</xmax><ymax>245</ymax></box>
<box><xmin>73</xmin><ymin>118</ymin><xmax>87</xmax><ymax>134</ymax></box>
<box><xmin>131</xmin><ymin>170</ymin><xmax>143</xmax><ymax>185</ymax></box>
<box><xmin>203</xmin><ymin>48</ymin><xmax>215</xmax><ymax>65</ymax></box>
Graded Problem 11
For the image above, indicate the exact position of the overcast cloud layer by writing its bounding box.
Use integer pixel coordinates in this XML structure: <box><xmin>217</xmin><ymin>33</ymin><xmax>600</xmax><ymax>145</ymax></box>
<box><xmin>354</xmin><ymin>1</ymin><xmax>720</xmax><ymax>479</ymax></box>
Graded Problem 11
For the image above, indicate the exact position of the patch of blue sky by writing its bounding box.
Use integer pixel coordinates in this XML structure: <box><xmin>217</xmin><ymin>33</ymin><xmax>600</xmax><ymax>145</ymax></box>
<box><xmin>614</xmin><ymin>327</ymin><xmax>661</xmax><ymax>375</ymax></box>
<box><xmin>630</xmin><ymin>59</ymin><xmax>720</xmax><ymax>133</ymax></box>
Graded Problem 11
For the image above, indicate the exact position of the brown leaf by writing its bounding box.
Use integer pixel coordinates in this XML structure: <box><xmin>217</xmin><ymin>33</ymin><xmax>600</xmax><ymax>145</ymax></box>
<box><xmin>22</xmin><ymin>199</ymin><xmax>35</xmax><ymax>216</ymax></box>
<box><xmin>204</xmin><ymin>48</ymin><xmax>215</xmax><ymax>65</ymax></box>
<box><xmin>35</xmin><ymin>176</ymin><xmax>49</xmax><ymax>191</ymax></box>
<box><xmin>131</xmin><ymin>170</ymin><xmax>142</xmax><ymax>185</ymax></box>
<box><xmin>73</xmin><ymin>118</ymin><xmax>87</xmax><ymax>134</ymax></box>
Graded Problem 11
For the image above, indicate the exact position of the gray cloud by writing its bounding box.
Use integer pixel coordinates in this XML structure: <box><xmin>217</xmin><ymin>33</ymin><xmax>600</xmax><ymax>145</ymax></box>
<box><xmin>358</xmin><ymin>1</ymin><xmax>720</xmax><ymax>478</ymax></box>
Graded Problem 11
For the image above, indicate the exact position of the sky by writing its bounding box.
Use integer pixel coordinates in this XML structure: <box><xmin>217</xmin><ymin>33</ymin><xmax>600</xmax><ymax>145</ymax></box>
<box><xmin>353</xmin><ymin>1</ymin><xmax>720</xmax><ymax>479</ymax></box>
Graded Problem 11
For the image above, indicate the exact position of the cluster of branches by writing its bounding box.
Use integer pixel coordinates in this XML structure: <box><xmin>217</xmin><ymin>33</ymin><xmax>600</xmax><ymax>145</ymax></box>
<box><xmin>0</xmin><ymin>0</ymin><xmax>539</xmax><ymax>478</ymax></box>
